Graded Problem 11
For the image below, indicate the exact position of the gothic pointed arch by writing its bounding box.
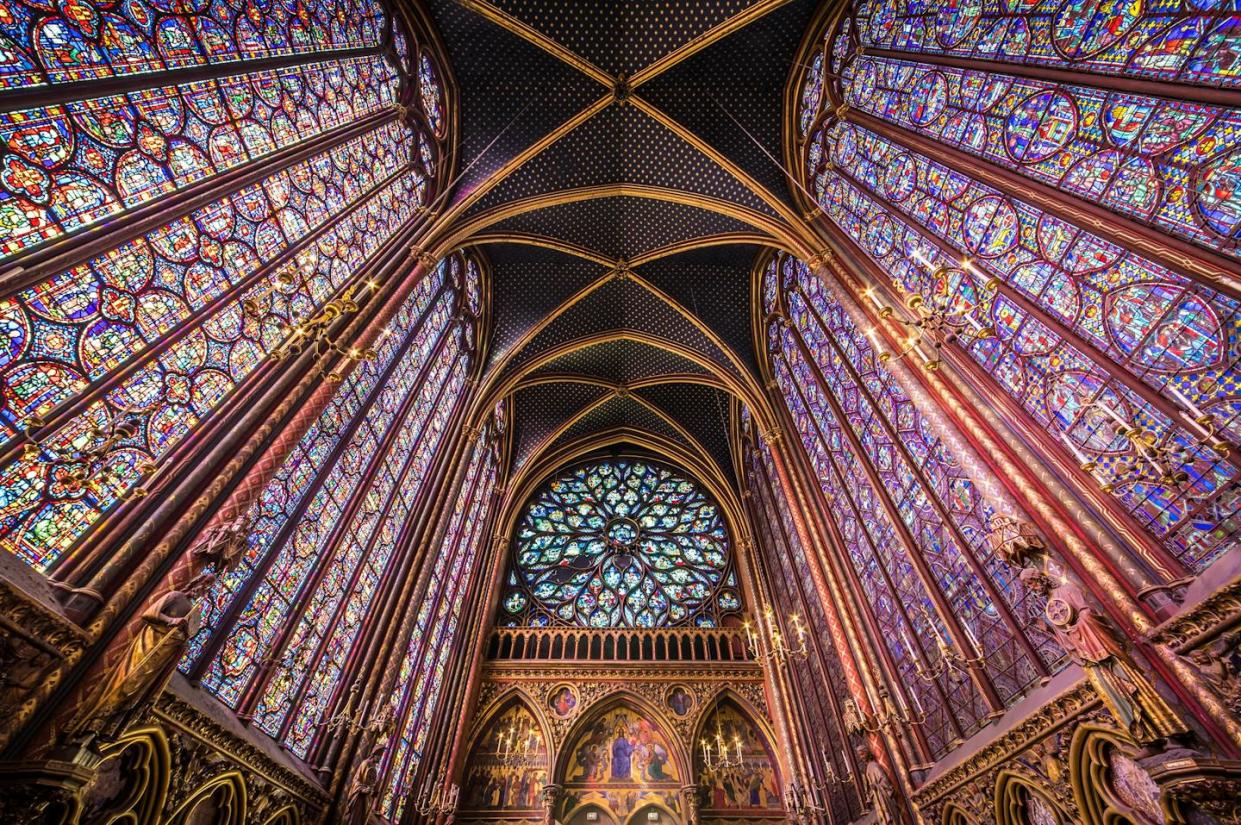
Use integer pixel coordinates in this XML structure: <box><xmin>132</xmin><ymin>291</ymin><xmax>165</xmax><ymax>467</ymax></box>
<box><xmin>691</xmin><ymin>694</ymin><xmax>784</xmax><ymax>819</ymax></box>
<box><xmin>458</xmin><ymin>690</ymin><xmax>552</xmax><ymax>816</ymax></box>
<box><xmin>557</xmin><ymin>693</ymin><xmax>690</xmax><ymax>825</ymax></box>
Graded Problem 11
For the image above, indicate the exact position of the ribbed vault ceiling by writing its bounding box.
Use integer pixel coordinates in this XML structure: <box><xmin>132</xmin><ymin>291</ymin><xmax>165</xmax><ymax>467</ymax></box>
<box><xmin>425</xmin><ymin>0</ymin><xmax>820</xmax><ymax>488</ymax></box>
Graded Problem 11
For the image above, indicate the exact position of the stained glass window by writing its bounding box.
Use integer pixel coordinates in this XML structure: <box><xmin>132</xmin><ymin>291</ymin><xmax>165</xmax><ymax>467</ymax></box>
<box><xmin>742</xmin><ymin>416</ymin><xmax>861</xmax><ymax>821</ymax></box>
<box><xmin>796</xmin><ymin>2</ymin><xmax>1241</xmax><ymax>573</ymax></box>
<box><xmin>500</xmin><ymin>458</ymin><xmax>742</xmax><ymax>629</ymax></box>
<box><xmin>382</xmin><ymin>412</ymin><xmax>503</xmax><ymax>820</ymax></box>
<box><xmin>0</xmin><ymin>0</ymin><xmax>450</xmax><ymax>574</ymax></box>
<box><xmin>762</xmin><ymin>252</ymin><xmax>1062</xmax><ymax>756</ymax></box>
<box><xmin>191</xmin><ymin>251</ymin><xmax>480</xmax><ymax>760</ymax></box>
<box><xmin>0</xmin><ymin>0</ymin><xmax>387</xmax><ymax>91</ymax></box>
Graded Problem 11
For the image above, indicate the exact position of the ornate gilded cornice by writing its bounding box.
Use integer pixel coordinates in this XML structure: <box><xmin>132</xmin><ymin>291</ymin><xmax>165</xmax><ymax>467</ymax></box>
<box><xmin>152</xmin><ymin>691</ymin><xmax>328</xmax><ymax>806</ymax></box>
<box><xmin>912</xmin><ymin>679</ymin><xmax>1099</xmax><ymax>806</ymax></box>
<box><xmin>1150</xmin><ymin>577</ymin><xmax>1241</xmax><ymax>652</ymax></box>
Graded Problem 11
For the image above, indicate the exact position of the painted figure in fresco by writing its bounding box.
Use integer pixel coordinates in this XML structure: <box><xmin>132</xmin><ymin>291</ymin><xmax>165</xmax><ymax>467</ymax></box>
<box><xmin>668</xmin><ymin>688</ymin><xmax>692</xmax><ymax>717</ymax></box>
<box><xmin>612</xmin><ymin>721</ymin><xmax>635</xmax><ymax>780</ymax></box>
<box><xmin>553</xmin><ymin>687</ymin><xmax>577</xmax><ymax>717</ymax></box>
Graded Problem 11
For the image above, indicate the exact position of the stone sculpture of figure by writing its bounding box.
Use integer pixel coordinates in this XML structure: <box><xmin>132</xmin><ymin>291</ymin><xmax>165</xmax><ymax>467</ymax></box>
<box><xmin>540</xmin><ymin>783</ymin><xmax>562</xmax><ymax>825</ymax></box>
<box><xmin>842</xmin><ymin>697</ymin><xmax>867</xmax><ymax>739</ymax></box>
<box><xmin>991</xmin><ymin>515</ymin><xmax>1187</xmax><ymax>748</ymax></box>
<box><xmin>1020</xmin><ymin>567</ymin><xmax>1187</xmax><ymax>747</ymax></box>
<box><xmin>856</xmin><ymin>747</ymin><xmax>902</xmax><ymax>825</ymax></box>
<box><xmin>64</xmin><ymin>574</ymin><xmax>209</xmax><ymax>744</ymax></box>
<box><xmin>345</xmin><ymin>742</ymin><xmax>385</xmax><ymax>825</ymax></box>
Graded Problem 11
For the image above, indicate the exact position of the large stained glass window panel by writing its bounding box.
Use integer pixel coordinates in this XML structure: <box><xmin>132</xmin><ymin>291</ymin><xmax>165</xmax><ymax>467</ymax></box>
<box><xmin>0</xmin><ymin>55</ymin><xmax>401</xmax><ymax>261</ymax></box>
<box><xmin>809</xmin><ymin>121</ymin><xmax>1240</xmax><ymax>571</ymax></box>
<box><xmin>0</xmin><ymin>0</ymin><xmax>388</xmax><ymax>91</ymax></box>
<box><xmin>0</xmin><ymin>121</ymin><xmax>424</xmax><ymax>571</ymax></box>
<box><xmin>182</xmin><ymin>262</ymin><xmax>451</xmax><ymax>667</ymax></box>
<box><xmin>383</xmin><ymin>428</ymin><xmax>500</xmax><ymax>820</ymax></box>
<box><xmin>501</xmin><ymin>459</ymin><xmax>743</xmax><ymax>630</ymax></box>
<box><xmin>841</xmin><ymin>53</ymin><xmax>1241</xmax><ymax>256</ymax></box>
<box><xmin>852</xmin><ymin>0</ymin><xmax>1241</xmax><ymax>89</ymax></box>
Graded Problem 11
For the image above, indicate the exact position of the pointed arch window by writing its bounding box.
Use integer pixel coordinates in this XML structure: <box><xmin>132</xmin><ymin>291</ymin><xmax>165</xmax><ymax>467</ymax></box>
<box><xmin>762</xmin><ymin>252</ymin><xmax>1062</xmax><ymax>756</ymax></box>
<box><xmin>500</xmin><ymin>458</ymin><xmax>744</xmax><ymax>630</ymax></box>
<box><xmin>795</xmin><ymin>2</ymin><xmax>1241</xmax><ymax>573</ymax></box>
<box><xmin>381</xmin><ymin>404</ymin><xmax>506</xmax><ymax>820</ymax></box>
<box><xmin>177</xmin><ymin>250</ymin><xmax>479</xmax><ymax>758</ymax></box>
<box><xmin>0</xmin><ymin>0</ymin><xmax>450</xmax><ymax>573</ymax></box>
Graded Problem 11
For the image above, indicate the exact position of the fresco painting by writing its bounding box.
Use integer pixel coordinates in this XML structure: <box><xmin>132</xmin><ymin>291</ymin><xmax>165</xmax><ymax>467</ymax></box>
<box><xmin>462</xmin><ymin>702</ymin><xmax>548</xmax><ymax>811</ymax></box>
<box><xmin>695</xmin><ymin>703</ymin><xmax>782</xmax><ymax>813</ymax></box>
<box><xmin>562</xmin><ymin>704</ymin><xmax>681</xmax><ymax>821</ymax></box>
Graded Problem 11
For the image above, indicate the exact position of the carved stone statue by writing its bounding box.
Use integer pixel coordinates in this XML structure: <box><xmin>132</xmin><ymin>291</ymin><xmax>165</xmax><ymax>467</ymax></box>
<box><xmin>63</xmin><ymin>575</ymin><xmax>209</xmax><ymax>744</ymax></box>
<box><xmin>540</xmin><ymin>783</ymin><xmax>562</xmax><ymax>825</ymax></box>
<box><xmin>679</xmin><ymin>784</ymin><xmax>701</xmax><ymax>825</ymax></box>
<box><xmin>856</xmin><ymin>746</ymin><xmax>903</xmax><ymax>825</ymax></box>
<box><xmin>345</xmin><ymin>741</ymin><xmax>385</xmax><ymax>825</ymax></box>
<box><xmin>1019</xmin><ymin>567</ymin><xmax>1187</xmax><ymax>748</ymax></box>
<box><xmin>842</xmin><ymin>697</ymin><xmax>867</xmax><ymax>739</ymax></box>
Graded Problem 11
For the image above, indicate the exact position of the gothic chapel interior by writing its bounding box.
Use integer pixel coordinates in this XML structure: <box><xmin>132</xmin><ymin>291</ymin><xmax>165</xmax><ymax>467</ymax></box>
<box><xmin>2</xmin><ymin>0</ymin><xmax>1241</xmax><ymax>823</ymax></box>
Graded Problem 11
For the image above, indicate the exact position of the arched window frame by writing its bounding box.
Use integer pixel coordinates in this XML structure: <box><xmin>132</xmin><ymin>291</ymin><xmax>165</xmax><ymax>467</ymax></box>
<box><xmin>788</xmin><ymin>1</ymin><xmax>1241</xmax><ymax>576</ymax></box>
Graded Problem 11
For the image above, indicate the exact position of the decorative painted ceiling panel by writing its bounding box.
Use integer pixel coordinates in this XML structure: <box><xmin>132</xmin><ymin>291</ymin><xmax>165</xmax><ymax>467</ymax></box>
<box><xmin>487</xmin><ymin>0</ymin><xmax>768</xmax><ymax>75</ymax></box>
<box><xmin>424</xmin><ymin>0</ymin><xmax>812</xmax><ymax>485</ymax></box>
<box><xmin>523</xmin><ymin>340</ymin><xmax>715</xmax><ymax>386</ymax></box>
<box><xmin>484</xmin><ymin>197</ymin><xmax>758</xmax><ymax>261</ymax></box>
<box><xmin>426</xmin><ymin>0</ymin><xmax>605</xmax><ymax>202</ymax></box>
<box><xmin>634</xmin><ymin>383</ymin><xmax>736</xmax><ymax>479</ymax></box>
<box><xmin>546</xmin><ymin>395</ymin><xmax>696</xmax><ymax>459</ymax></box>
<box><xmin>467</xmin><ymin>105</ymin><xmax>777</xmax><ymax>217</ymax></box>
<box><xmin>497</xmin><ymin>278</ymin><xmax>741</xmax><ymax>382</ymax></box>
<box><xmin>480</xmin><ymin>244</ymin><xmax>610</xmax><ymax>367</ymax></box>
<box><xmin>638</xmin><ymin>0</ymin><xmax>818</xmax><ymax>208</ymax></box>
<box><xmin>511</xmin><ymin>382</ymin><xmax>614</xmax><ymax>470</ymax></box>
<box><xmin>634</xmin><ymin>246</ymin><xmax>762</xmax><ymax>377</ymax></box>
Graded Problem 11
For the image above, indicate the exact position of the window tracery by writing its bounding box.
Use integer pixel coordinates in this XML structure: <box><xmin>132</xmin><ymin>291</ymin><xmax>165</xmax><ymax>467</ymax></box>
<box><xmin>501</xmin><ymin>458</ymin><xmax>742</xmax><ymax>630</ymax></box>
<box><xmin>795</xmin><ymin>1</ymin><xmax>1241</xmax><ymax>573</ymax></box>
<box><xmin>187</xmin><ymin>251</ymin><xmax>479</xmax><ymax>759</ymax></box>
<box><xmin>0</xmin><ymin>0</ymin><xmax>449</xmax><ymax>576</ymax></box>
<box><xmin>762</xmin><ymin>252</ymin><xmax>1062</xmax><ymax>756</ymax></box>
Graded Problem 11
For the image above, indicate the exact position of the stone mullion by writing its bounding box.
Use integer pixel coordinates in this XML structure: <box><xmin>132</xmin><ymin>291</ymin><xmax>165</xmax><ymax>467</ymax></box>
<box><xmin>0</xmin><ymin>45</ymin><xmax>388</xmax><ymax>113</ymax></box>
<box><xmin>2</xmin><ymin>243</ymin><xmax>425</xmax><ymax>758</ymax></box>
<box><xmin>754</xmin><ymin>428</ymin><xmax>933</xmax><ymax>769</ymax></box>
<box><xmin>862</xmin><ymin>46</ymin><xmax>1241</xmax><ymax>110</ymax></box>
<box><xmin>748</xmin><ymin>459</ymin><xmax>861</xmax><ymax>820</ymax></box>
<box><xmin>761</xmin><ymin>381</ymin><xmax>940</xmax><ymax>769</ymax></box>
<box><xmin>733</xmin><ymin>482</ymin><xmax>813</xmax><ymax>809</ymax></box>
<box><xmin>318</xmin><ymin>410</ymin><xmax>475</xmax><ymax>825</ymax></box>
<box><xmin>183</xmin><ymin>276</ymin><xmax>451</xmax><ymax>682</ymax></box>
<box><xmin>390</xmin><ymin>438</ymin><xmax>491</xmax><ymax>825</ymax></box>
<box><xmin>234</xmin><ymin>328</ymin><xmax>457</xmax><ymax>719</ymax></box>
<box><xmin>264</xmin><ymin>339</ymin><xmax>464</xmax><ymax>734</ymax></box>
<box><xmin>794</xmin><ymin>284</ymin><xmax>1050</xmax><ymax>679</ymax></box>
<box><xmin>415</xmin><ymin>474</ymin><xmax>503</xmax><ymax>820</ymax></box>
<box><xmin>56</xmin><ymin>200</ymin><xmax>431</xmax><ymax>596</ymax></box>
<box><xmin>849</xmin><ymin>108</ymin><xmax>1241</xmax><ymax>303</ymax></box>
<box><xmin>830</xmin><ymin>159</ymin><xmax>1241</xmax><ymax>468</ymax></box>
<box><xmin>311</xmin><ymin>392</ymin><xmax>475</xmax><ymax>775</ymax></box>
<box><xmin>21</xmin><ymin>161</ymin><xmax>413</xmax><ymax>561</ymax></box>
<box><xmin>743</xmin><ymin>479</ymin><xmax>845</xmax><ymax>825</ymax></box>
<box><xmin>0</xmin><ymin>110</ymin><xmax>397</xmax><ymax>297</ymax></box>
<box><xmin>779</xmin><ymin>331</ymin><xmax>1005</xmax><ymax>718</ymax></box>
<box><xmin>757</xmin><ymin>425</ymin><xmax>926</xmax><ymax>825</ymax></box>
<box><xmin>438</xmin><ymin>490</ymin><xmax>509</xmax><ymax>796</ymax></box>
<box><xmin>812</xmin><ymin>253</ymin><xmax>1241</xmax><ymax>754</ymax></box>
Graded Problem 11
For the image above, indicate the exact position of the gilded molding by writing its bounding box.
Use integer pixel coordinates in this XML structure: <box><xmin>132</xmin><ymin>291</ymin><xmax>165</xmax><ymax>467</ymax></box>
<box><xmin>912</xmin><ymin>680</ymin><xmax>1100</xmax><ymax>807</ymax></box>
<box><xmin>152</xmin><ymin>693</ymin><xmax>327</xmax><ymax>807</ymax></box>
<box><xmin>1151</xmin><ymin>577</ymin><xmax>1241</xmax><ymax>652</ymax></box>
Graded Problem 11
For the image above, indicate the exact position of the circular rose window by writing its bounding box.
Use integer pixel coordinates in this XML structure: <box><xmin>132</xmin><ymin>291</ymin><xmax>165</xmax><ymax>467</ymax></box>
<box><xmin>500</xmin><ymin>458</ymin><xmax>742</xmax><ymax>628</ymax></box>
